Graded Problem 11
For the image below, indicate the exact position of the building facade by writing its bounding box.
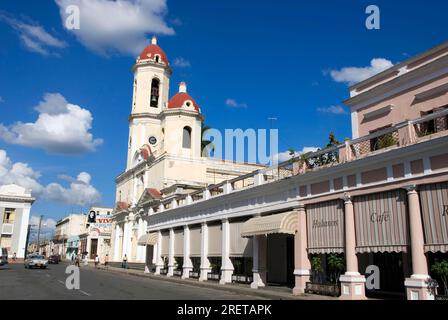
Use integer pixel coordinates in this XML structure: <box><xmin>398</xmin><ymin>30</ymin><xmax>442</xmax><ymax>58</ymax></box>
<box><xmin>110</xmin><ymin>36</ymin><xmax>263</xmax><ymax>263</ymax></box>
<box><xmin>79</xmin><ymin>206</ymin><xmax>113</xmax><ymax>262</ymax></box>
<box><xmin>133</xmin><ymin>41</ymin><xmax>448</xmax><ymax>300</ymax></box>
<box><xmin>0</xmin><ymin>184</ymin><xmax>34</xmax><ymax>259</ymax></box>
<box><xmin>53</xmin><ymin>213</ymin><xmax>87</xmax><ymax>260</ymax></box>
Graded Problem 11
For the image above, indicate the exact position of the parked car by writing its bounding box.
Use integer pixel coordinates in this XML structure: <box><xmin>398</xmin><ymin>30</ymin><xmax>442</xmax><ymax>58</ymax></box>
<box><xmin>24</xmin><ymin>254</ymin><xmax>48</xmax><ymax>269</ymax></box>
<box><xmin>48</xmin><ymin>255</ymin><xmax>60</xmax><ymax>264</ymax></box>
<box><xmin>0</xmin><ymin>247</ymin><xmax>8</xmax><ymax>266</ymax></box>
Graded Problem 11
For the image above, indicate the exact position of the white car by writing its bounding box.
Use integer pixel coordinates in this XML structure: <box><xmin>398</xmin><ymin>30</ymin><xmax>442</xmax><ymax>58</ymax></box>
<box><xmin>24</xmin><ymin>254</ymin><xmax>48</xmax><ymax>269</ymax></box>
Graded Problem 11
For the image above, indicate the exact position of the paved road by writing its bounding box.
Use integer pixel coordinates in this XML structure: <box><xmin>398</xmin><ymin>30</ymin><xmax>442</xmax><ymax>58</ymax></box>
<box><xmin>0</xmin><ymin>262</ymin><xmax>263</xmax><ymax>300</ymax></box>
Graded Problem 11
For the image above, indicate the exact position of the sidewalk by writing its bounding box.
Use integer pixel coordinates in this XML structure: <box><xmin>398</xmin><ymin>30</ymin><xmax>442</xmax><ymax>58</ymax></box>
<box><xmin>95</xmin><ymin>264</ymin><xmax>336</xmax><ymax>300</ymax></box>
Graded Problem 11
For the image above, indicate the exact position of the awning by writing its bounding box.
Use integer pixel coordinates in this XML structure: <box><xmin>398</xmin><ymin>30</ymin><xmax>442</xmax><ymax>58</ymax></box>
<box><xmin>241</xmin><ymin>211</ymin><xmax>298</xmax><ymax>238</ymax></box>
<box><xmin>137</xmin><ymin>232</ymin><xmax>158</xmax><ymax>246</ymax></box>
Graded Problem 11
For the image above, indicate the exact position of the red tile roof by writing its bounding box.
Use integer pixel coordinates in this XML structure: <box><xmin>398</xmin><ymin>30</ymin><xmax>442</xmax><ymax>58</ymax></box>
<box><xmin>146</xmin><ymin>188</ymin><xmax>162</xmax><ymax>199</ymax></box>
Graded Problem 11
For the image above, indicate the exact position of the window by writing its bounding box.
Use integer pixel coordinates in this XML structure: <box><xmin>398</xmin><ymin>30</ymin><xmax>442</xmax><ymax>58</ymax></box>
<box><xmin>182</xmin><ymin>126</ymin><xmax>192</xmax><ymax>149</ymax></box>
<box><xmin>150</xmin><ymin>78</ymin><xmax>160</xmax><ymax>108</ymax></box>
<box><xmin>417</xmin><ymin>107</ymin><xmax>448</xmax><ymax>137</ymax></box>
<box><xmin>3</xmin><ymin>208</ymin><xmax>15</xmax><ymax>224</ymax></box>
<box><xmin>155</xmin><ymin>55</ymin><xmax>160</xmax><ymax>63</ymax></box>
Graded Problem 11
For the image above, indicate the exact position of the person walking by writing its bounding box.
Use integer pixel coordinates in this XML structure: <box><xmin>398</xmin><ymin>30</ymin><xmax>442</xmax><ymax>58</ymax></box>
<box><xmin>12</xmin><ymin>252</ymin><xmax>16</xmax><ymax>261</ymax></box>
<box><xmin>75</xmin><ymin>254</ymin><xmax>80</xmax><ymax>268</ymax></box>
<box><xmin>94</xmin><ymin>254</ymin><xmax>99</xmax><ymax>268</ymax></box>
<box><xmin>122</xmin><ymin>254</ymin><xmax>128</xmax><ymax>269</ymax></box>
<box><xmin>71</xmin><ymin>253</ymin><xmax>75</xmax><ymax>265</ymax></box>
<box><xmin>104</xmin><ymin>254</ymin><xmax>109</xmax><ymax>269</ymax></box>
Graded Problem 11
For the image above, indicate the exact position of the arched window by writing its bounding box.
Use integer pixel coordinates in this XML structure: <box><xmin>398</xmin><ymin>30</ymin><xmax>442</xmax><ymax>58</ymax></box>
<box><xmin>150</xmin><ymin>78</ymin><xmax>160</xmax><ymax>108</ymax></box>
<box><xmin>182</xmin><ymin>126</ymin><xmax>192</xmax><ymax>149</ymax></box>
<box><xmin>155</xmin><ymin>55</ymin><xmax>160</xmax><ymax>63</ymax></box>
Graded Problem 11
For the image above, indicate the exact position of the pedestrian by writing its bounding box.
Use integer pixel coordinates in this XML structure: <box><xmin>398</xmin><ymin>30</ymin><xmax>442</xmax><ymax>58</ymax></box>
<box><xmin>94</xmin><ymin>254</ymin><xmax>99</xmax><ymax>268</ymax></box>
<box><xmin>104</xmin><ymin>254</ymin><xmax>109</xmax><ymax>269</ymax></box>
<box><xmin>71</xmin><ymin>253</ymin><xmax>75</xmax><ymax>264</ymax></box>
<box><xmin>12</xmin><ymin>252</ymin><xmax>16</xmax><ymax>261</ymax></box>
<box><xmin>122</xmin><ymin>254</ymin><xmax>128</xmax><ymax>269</ymax></box>
<box><xmin>75</xmin><ymin>254</ymin><xmax>80</xmax><ymax>267</ymax></box>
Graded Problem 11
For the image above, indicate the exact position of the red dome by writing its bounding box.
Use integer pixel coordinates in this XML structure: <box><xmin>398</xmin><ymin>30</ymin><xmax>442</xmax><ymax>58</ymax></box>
<box><xmin>138</xmin><ymin>37</ymin><xmax>169</xmax><ymax>65</ymax></box>
<box><xmin>168</xmin><ymin>92</ymin><xmax>200</xmax><ymax>112</ymax></box>
<box><xmin>168</xmin><ymin>82</ymin><xmax>200</xmax><ymax>112</ymax></box>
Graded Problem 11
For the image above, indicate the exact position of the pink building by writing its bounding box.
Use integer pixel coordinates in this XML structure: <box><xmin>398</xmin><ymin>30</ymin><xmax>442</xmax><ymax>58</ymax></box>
<box><xmin>138</xmin><ymin>41</ymin><xmax>448</xmax><ymax>300</ymax></box>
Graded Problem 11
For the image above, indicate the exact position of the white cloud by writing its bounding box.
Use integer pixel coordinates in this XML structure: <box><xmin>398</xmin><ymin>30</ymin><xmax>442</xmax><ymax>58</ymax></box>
<box><xmin>55</xmin><ymin>0</ymin><xmax>175</xmax><ymax>56</ymax></box>
<box><xmin>29</xmin><ymin>216</ymin><xmax>57</xmax><ymax>241</ymax></box>
<box><xmin>225</xmin><ymin>98</ymin><xmax>248</xmax><ymax>109</ymax></box>
<box><xmin>274</xmin><ymin>147</ymin><xmax>319</xmax><ymax>163</ymax></box>
<box><xmin>329</xmin><ymin>58</ymin><xmax>394</xmax><ymax>85</ymax></box>
<box><xmin>0</xmin><ymin>149</ymin><xmax>101</xmax><ymax>207</ymax></box>
<box><xmin>0</xmin><ymin>96</ymin><xmax>4</xmax><ymax>103</ymax></box>
<box><xmin>317</xmin><ymin>105</ymin><xmax>347</xmax><ymax>115</ymax></box>
<box><xmin>0</xmin><ymin>13</ymin><xmax>67</xmax><ymax>56</ymax></box>
<box><xmin>173</xmin><ymin>57</ymin><xmax>191</xmax><ymax>67</ymax></box>
<box><xmin>0</xmin><ymin>93</ymin><xmax>103</xmax><ymax>155</ymax></box>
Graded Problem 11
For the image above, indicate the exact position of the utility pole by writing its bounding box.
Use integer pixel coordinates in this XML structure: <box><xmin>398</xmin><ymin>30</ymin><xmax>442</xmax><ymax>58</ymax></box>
<box><xmin>37</xmin><ymin>215</ymin><xmax>43</xmax><ymax>254</ymax></box>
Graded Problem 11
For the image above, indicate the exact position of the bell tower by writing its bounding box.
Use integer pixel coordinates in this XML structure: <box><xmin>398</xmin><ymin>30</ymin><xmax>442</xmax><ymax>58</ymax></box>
<box><xmin>127</xmin><ymin>36</ymin><xmax>172</xmax><ymax>170</ymax></box>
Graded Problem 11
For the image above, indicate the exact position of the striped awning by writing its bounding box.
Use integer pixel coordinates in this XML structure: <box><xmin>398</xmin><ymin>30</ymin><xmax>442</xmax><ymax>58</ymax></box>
<box><xmin>419</xmin><ymin>182</ymin><xmax>448</xmax><ymax>253</ymax></box>
<box><xmin>241</xmin><ymin>211</ymin><xmax>298</xmax><ymax>238</ymax></box>
<box><xmin>306</xmin><ymin>200</ymin><xmax>345</xmax><ymax>254</ymax></box>
<box><xmin>353</xmin><ymin>190</ymin><xmax>409</xmax><ymax>253</ymax></box>
<box><xmin>137</xmin><ymin>232</ymin><xmax>158</xmax><ymax>246</ymax></box>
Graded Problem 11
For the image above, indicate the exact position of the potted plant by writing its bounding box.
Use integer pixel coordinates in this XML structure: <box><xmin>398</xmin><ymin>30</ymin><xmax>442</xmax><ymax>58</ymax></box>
<box><xmin>310</xmin><ymin>256</ymin><xmax>324</xmax><ymax>284</ymax></box>
<box><xmin>431</xmin><ymin>259</ymin><xmax>448</xmax><ymax>298</ymax></box>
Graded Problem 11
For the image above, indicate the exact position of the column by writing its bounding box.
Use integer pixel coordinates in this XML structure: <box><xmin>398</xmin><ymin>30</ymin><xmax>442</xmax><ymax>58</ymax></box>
<box><xmin>404</xmin><ymin>185</ymin><xmax>434</xmax><ymax>300</ymax></box>
<box><xmin>199</xmin><ymin>222</ymin><xmax>212</xmax><ymax>281</ymax></box>
<box><xmin>339</xmin><ymin>194</ymin><xmax>366</xmax><ymax>300</ymax></box>
<box><xmin>182</xmin><ymin>225</ymin><xmax>193</xmax><ymax>279</ymax></box>
<box><xmin>219</xmin><ymin>218</ymin><xmax>234</xmax><ymax>284</ymax></box>
<box><xmin>113</xmin><ymin>224</ymin><xmax>120</xmax><ymax>261</ymax></box>
<box><xmin>293</xmin><ymin>205</ymin><xmax>311</xmax><ymax>295</ymax></box>
<box><xmin>250</xmin><ymin>235</ymin><xmax>267</xmax><ymax>289</ymax></box>
<box><xmin>136</xmin><ymin>219</ymin><xmax>143</xmax><ymax>262</ymax></box>
<box><xmin>167</xmin><ymin>228</ymin><xmax>175</xmax><ymax>277</ymax></box>
<box><xmin>154</xmin><ymin>230</ymin><xmax>163</xmax><ymax>274</ymax></box>
<box><xmin>122</xmin><ymin>220</ymin><xmax>129</xmax><ymax>257</ymax></box>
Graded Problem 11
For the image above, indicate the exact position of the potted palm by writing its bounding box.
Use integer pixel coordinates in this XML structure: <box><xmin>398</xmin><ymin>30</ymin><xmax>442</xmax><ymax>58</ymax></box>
<box><xmin>431</xmin><ymin>259</ymin><xmax>448</xmax><ymax>299</ymax></box>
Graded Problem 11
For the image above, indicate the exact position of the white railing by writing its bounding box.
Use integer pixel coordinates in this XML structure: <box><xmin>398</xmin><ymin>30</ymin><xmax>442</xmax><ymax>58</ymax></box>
<box><xmin>146</xmin><ymin>109</ymin><xmax>448</xmax><ymax>216</ymax></box>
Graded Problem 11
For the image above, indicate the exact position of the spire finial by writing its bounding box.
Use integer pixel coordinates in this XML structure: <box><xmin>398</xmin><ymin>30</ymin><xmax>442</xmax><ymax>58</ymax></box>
<box><xmin>151</xmin><ymin>35</ymin><xmax>157</xmax><ymax>45</ymax></box>
<box><xmin>179</xmin><ymin>82</ymin><xmax>187</xmax><ymax>93</ymax></box>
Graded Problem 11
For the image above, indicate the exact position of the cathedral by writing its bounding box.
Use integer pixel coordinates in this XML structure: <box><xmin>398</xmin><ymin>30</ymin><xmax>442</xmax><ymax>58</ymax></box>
<box><xmin>110</xmin><ymin>37</ymin><xmax>262</xmax><ymax>263</ymax></box>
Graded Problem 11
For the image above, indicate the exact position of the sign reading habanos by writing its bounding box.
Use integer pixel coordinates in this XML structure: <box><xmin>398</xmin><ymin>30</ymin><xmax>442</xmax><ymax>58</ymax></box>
<box><xmin>312</xmin><ymin>219</ymin><xmax>338</xmax><ymax>228</ymax></box>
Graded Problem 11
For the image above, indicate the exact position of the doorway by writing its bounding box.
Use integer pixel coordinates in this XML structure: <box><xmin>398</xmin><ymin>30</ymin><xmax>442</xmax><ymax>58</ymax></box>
<box><xmin>90</xmin><ymin>239</ymin><xmax>98</xmax><ymax>259</ymax></box>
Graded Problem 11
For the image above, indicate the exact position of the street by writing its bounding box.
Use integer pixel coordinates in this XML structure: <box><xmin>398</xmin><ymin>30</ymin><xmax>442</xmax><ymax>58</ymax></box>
<box><xmin>0</xmin><ymin>262</ymin><xmax>263</xmax><ymax>300</ymax></box>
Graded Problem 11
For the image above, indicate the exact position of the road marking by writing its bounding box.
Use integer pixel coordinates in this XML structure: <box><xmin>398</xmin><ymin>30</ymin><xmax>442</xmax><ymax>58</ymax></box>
<box><xmin>80</xmin><ymin>290</ymin><xmax>91</xmax><ymax>296</ymax></box>
<box><xmin>58</xmin><ymin>280</ymin><xmax>65</xmax><ymax>285</ymax></box>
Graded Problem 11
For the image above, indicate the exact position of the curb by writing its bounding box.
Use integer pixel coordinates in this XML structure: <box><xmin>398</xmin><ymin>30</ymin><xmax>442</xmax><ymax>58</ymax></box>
<box><xmin>96</xmin><ymin>266</ymin><xmax>328</xmax><ymax>300</ymax></box>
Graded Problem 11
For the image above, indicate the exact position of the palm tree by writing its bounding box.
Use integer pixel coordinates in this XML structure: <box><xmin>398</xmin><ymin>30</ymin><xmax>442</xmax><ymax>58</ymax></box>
<box><xmin>201</xmin><ymin>125</ymin><xmax>214</xmax><ymax>156</ymax></box>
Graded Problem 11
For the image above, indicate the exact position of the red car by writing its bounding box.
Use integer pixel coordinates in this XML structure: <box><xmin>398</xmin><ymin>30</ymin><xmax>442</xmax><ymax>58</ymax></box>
<box><xmin>48</xmin><ymin>254</ymin><xmax>60</xmax><ymax>264</ymax></box>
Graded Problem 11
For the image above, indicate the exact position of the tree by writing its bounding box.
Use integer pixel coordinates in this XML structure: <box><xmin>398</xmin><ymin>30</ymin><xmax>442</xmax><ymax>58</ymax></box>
<box><xmin>327</xmin><ymin>254</ymin><xmax>345</xmax><ymax>284</ymax></box>
<box><xmin>431</xmin><ymin>259</ymin><xmax>448</xmax><ymax>295</ymax></box>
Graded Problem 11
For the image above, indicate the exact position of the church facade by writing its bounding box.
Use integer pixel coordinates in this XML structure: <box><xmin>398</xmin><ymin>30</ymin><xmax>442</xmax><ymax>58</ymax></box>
<box><xmin>110</xmin><ymin>37</ymin><xmax>263</xmax><ymax>264</ymax></box>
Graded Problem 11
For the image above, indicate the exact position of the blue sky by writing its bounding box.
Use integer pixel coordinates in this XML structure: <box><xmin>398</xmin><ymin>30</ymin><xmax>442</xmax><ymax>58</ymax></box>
<box><xmin>0</xmin><ymin>0</ymin><xmax>447</xmax><ymax>229</ymax></box>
